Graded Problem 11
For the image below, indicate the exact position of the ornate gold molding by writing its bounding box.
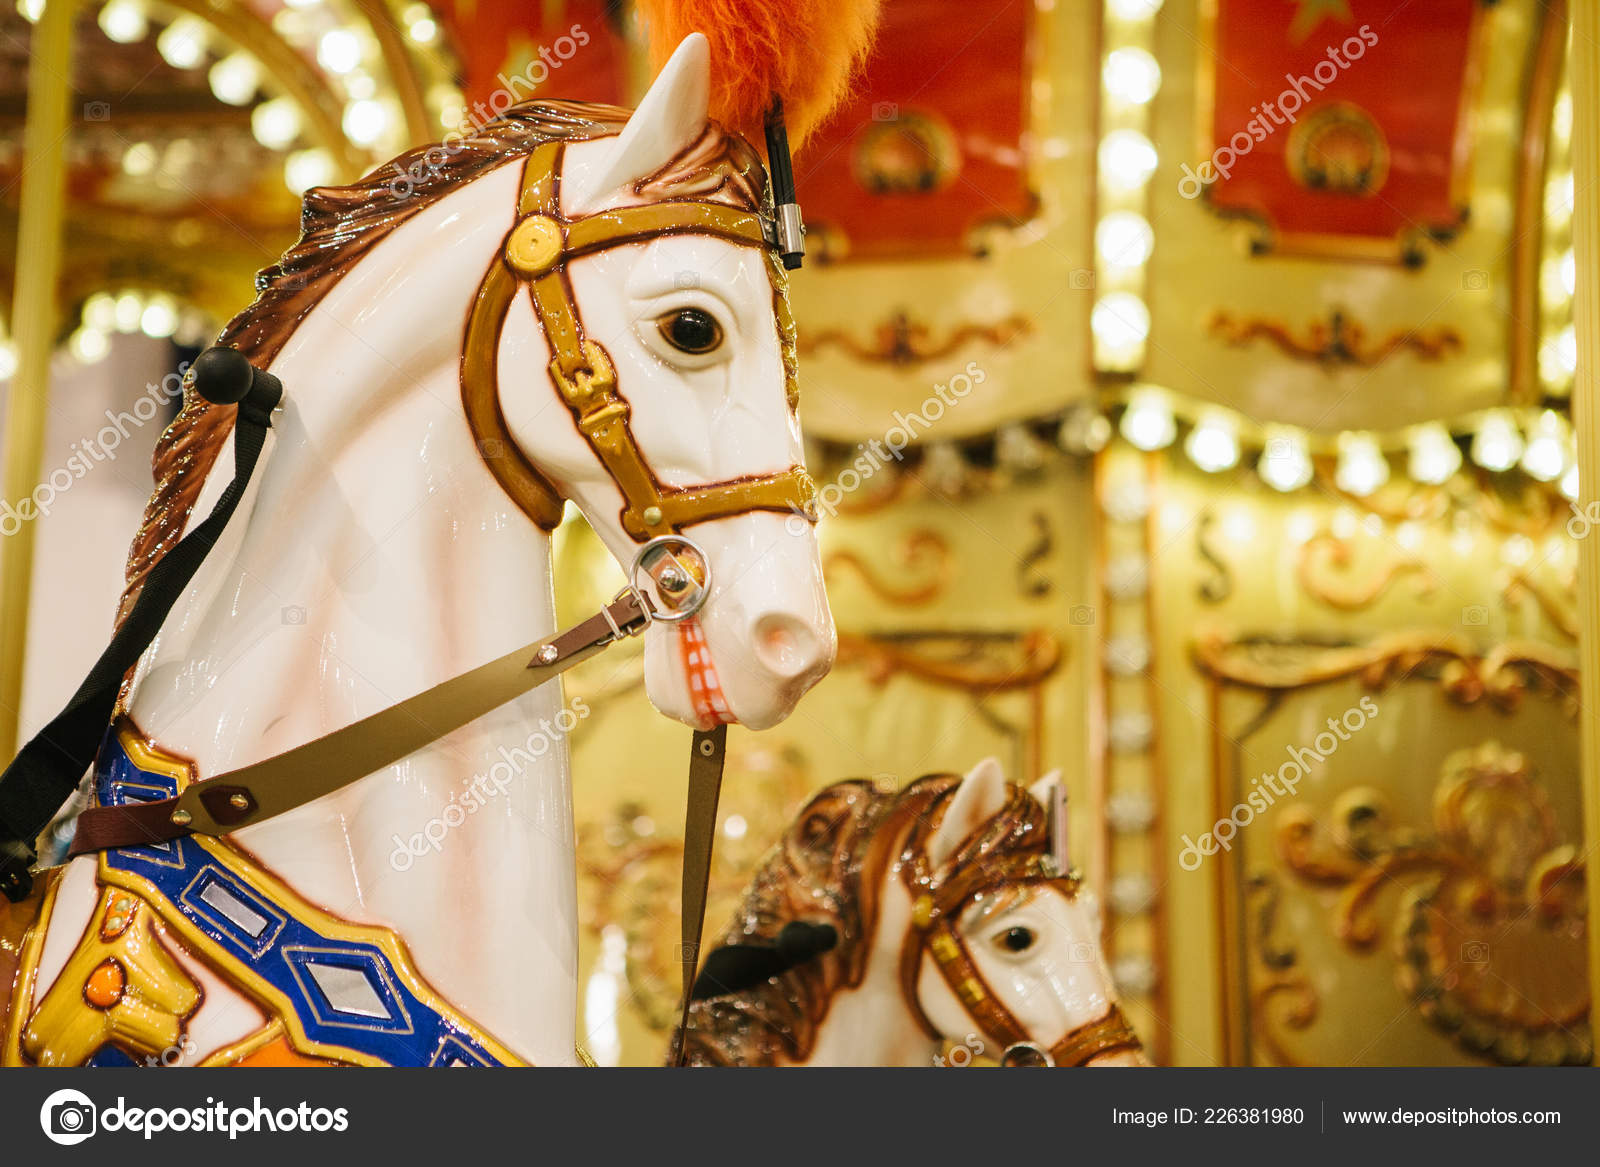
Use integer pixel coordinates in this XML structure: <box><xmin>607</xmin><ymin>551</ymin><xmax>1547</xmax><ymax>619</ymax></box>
<box><xmin>1194</xmin><ymin>631</ymin><xmax>1577</xmax><ymax>713</ymax></box>
<box><xmin>1275</xmin><ymin>744</ymin><xmax>1589</xmax><ymax>1065</ymax></box>
<box><xmin>824</xmin><ymin>531</ymin><xmax>952</xmax><ymax>607</ymax></box>
<box><xmin>798</xmin><ymin>310</ymin><xmax>1031</xmax><ymax>366</ymax></box>
<box><xmin>1209</xmin><ymin>309</ymin><xmax>1462</xmax><ymax>369</ymax></box>
<box><xmin>1295</xmin><ymin>532</ymin><xmax>1439</xmax><ymax>612</ymax></box>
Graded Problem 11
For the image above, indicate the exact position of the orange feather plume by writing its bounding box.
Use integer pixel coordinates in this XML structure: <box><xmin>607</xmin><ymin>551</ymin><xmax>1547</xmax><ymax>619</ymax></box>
<box><xmin>637</xmin><ymin>0</ymin><xmax>882</xmax><ymax>149</ymax></box>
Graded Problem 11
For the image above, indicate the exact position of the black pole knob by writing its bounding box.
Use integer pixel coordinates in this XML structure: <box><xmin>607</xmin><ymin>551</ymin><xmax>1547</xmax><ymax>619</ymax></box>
<box><xmin>190</xmin><ymin>347</ymin><xmax>283</xmax><ymax>416</ymax></box>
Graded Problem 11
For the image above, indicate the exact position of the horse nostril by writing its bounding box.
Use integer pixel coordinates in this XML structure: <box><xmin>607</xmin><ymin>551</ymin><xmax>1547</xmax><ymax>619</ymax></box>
<box><xmin>752</xmin><ymin>614</ymin><xmax>821</xmax><ymax>679</ymax></box>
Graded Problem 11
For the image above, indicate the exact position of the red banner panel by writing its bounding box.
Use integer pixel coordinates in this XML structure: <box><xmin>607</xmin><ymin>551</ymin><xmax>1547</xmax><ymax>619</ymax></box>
<box><xmin>439</xmin><ymin>0</ymin><xmax>629</xmax><ymax>116</ymax></box>
<box><xmin>794</xmin><ymin>0</ymin><xmax>1035</xmax><ymax>262</ymax></box>
<box><xmin>1196</xmin><ymin>0</ymin><xmax>1483</xmax><ymax>263</ymax></box>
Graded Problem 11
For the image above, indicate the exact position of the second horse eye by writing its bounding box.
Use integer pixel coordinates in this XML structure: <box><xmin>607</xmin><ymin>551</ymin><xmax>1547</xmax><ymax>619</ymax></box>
<box><xmin>1002</xmin><ymin>927</ymin><xmax>1035</xmax><ymax>952</ymax></box>
<box><xmin>658</xmin><ymin>308</ymin><xmax>723</xmax><ymax>354</ymax></box>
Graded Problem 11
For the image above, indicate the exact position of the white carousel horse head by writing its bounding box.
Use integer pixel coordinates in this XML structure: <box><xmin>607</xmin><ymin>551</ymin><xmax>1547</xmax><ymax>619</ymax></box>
<box><xmin>679</xmin><ymin>758</ymin><xmax>1145</xmax><ymax>1067</ymax></box>
<box><xmin>493</xmin><ymin>34</ymin><xmax>835</xmax><ymax>730</ymax></box>
<box><xmin>6</xmin><ymin>36</ymin><xmax>832</xmax><ymax>1069</ymax></box>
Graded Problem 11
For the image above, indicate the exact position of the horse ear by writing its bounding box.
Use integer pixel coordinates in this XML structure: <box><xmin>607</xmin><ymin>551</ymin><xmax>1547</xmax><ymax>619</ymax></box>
<box><xmin>1027</xmin><ymin>769</ymin><xmax>1063</xmax><ymax>809</ymax></box>
<box><xmin>928</xmin><ymin>757</ymin><xmax>1010</xmax><ymax>868</ymax></box>
<box><xmin>566</xmin><ymin>32</ymin><xmax>710</xmax><ymax>214</ymax></box>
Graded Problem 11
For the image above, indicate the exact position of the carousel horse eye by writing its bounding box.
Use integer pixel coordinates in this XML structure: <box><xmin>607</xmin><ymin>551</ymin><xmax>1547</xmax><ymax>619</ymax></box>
<box><xmin>658</xmin><ymin>308</ymin><xmax>723</xmax><ymax>354</ymax></box>
<box><xmin>999</xmin><ymin>926</ymin><xmax>1036</xmax><ymax>953</ymax></box>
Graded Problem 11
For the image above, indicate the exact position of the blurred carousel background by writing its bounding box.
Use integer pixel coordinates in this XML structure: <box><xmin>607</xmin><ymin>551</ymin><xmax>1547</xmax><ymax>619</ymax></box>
<box><xmin>1</xmin><ymin>0</ymin><xmax>1596</xmax><ymax>1066</ymax></box>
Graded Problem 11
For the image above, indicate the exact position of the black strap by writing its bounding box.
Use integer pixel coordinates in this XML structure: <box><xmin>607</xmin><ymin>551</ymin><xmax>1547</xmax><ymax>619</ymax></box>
<box><xmin>672</xmin><ymin>723</ymin><xmax>727</xmax><ymax>1066</ymax></box>
<box><xmin>0</xmin><ymin>349</ymin><xmax>281</xmax><ymax>902</ymax></box>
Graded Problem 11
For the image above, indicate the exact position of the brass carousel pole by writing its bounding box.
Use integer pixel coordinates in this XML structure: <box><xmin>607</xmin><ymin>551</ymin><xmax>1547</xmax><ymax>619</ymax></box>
<box><xmin>0</xmin><ymin>0</ymin><xmax>77</xmax><ymax>762</ymax></box>
<box><xmin>1571</xmin><ymin>0</ymin><xmax>1600</xmax><ymax>1056</ymax></box>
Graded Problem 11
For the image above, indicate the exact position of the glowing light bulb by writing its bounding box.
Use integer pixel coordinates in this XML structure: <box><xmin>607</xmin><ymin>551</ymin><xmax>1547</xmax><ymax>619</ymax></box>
<box><xmin>1561</xmin><ymin>462</ymin><xmax>1579</xmax><ymax>500</ymax></box>
<box><xmin>139</xmin><ymin>295</ymin><xmax>178</xmax><ymax>338</ymax></box>
<box><xmin>69</xmin><ymin>326</ymin><xmax>111</xmax><ymax>364</ymax></box>
<box><xmin>1406</xmin><ymin>423</ymin><xmax>1461</xmax><ymax>485</ymax></box>
<box><xmin>1257</xmin><ymin>428</ymin><xmax>1313</xmax><ymax>492</ymax></box>
<box><xmin>0</xmin><ymin>341</ymin><xmax>18</xmax><ymax>378</ymax></box>
<box><xmin>121</xmin><ymin>141</ymin><xmax>157</xmax><ymax>176</ymax></box>
<box><xmin>83</xmin><ymin>292</ymin><xmax>118</xmax><ymax>331</ymax></box>
<box><xmin>1119</xmin><ymin>389</ymin><xmax>1175</xmax><ymax>451</ymax></box>
<box><xmin>113</xmin><ymin>291</ymin><xmax>144</xmax><ymax>333</ymax></box>
<box><xmin>318</xmin><ymin>29</ymin><xmax>361</xmax><ymax>74</ymax></box>
<box><xmin>1107</xmin><ymin>0</ymin><xmax>1163</xmax><ymax>18</ymax></box>
<box><xmin>342</xmin><ymin>99</ymin><xmax>390</xmax><ymax>146</ymax></box>
<box><xmin>1092</xmin><ymin>293</ymin><xmax>1149</xmax><ymax>371</ymax></box>
<box><xmin>251</xmin><ymin>98</ymin><xmax>302</xmax><ymax>149</ymax></box>
<box><xmin>408</xmin><ymin>15</ymin><xmax>437</xmax><ymax>43</ymax></box>
<box><xmin>1096</xmin><ymin>211</ymin><xmax>1153</xmax><ymax>269</ymax></box>
<box><xmin>1520</xmin><ymin>411</ymin><xmax>1566</xmax><ymax>481</ymax></box>
<box><xmin>1185</xmin><ymin>411</ymin><xmax>1239</xmax><ymax>472</ymax></box>
<box><xmin>157</xmin><ymin>15</ymin><xmax>207</xmax><ymax>69</ymax></box>
<box><xmin>1470</xmin><ymin>410</ymin><xmax>1522</xmax><ymax>472</ymax></box>
<box><xmin>1561</xmin><ymin>251</ymin><xmax>1576</xmax><ymax>298</ymax></box>
<box><xmin>15</xmin><ymin>0</ymin><xmax>43</xmax><ymax>23</ymax></box>
<box><xmin>1547</xmin><ymin>172</ymin><xmax>1574</xmax><ymax>220</ymax></box>
<box><xmin>98</xmin><ymin>0</ymin><xmax>147</xmax><ymax>44</ymax></box>
<box><xmin>1103</xmin><ymin>48</ymin><xmax>1161</xmax><ymax>104</ymax></box>
<box><xmin>1335</xmin><ymin>432</ymin><xmax>1389</xmax><ymax>497</ymax></box>
<box><xmin>209</xmin><ymin>52</ymin><xmax>259</xmax><ymax>106</ymax></box>
<box><xmin>1099</xmin><ymin>130</ymin><xmax>1157</xmax><ymax>190</ymax></box>
<box><xmin>284</xmin><ymin>148</ymin><xmax>335</xmax><ymax>193</ymax></box>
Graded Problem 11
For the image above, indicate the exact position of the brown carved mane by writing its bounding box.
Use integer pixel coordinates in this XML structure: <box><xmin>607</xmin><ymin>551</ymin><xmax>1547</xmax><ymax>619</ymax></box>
<box><xmin>677</xmin><ymin>774</ymin><xmax>1052</xmax><ymax>1066</ymax></box>
<box><xmin>117</xmin><ymin>99</ymin><xmax>769</xmax><ymax>625</ymax></box>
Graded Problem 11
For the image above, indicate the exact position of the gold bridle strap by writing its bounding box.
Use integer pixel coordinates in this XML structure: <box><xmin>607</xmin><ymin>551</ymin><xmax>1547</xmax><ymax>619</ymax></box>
<box><xmin>897</xmin><ymin>785</ymin><xmax>1144</xmax><ymax>1067</ymax></box>
<box><xmin>462</xmin><ymin>140</ymin><xmax>819</xmax><ymax>541</ymax></box>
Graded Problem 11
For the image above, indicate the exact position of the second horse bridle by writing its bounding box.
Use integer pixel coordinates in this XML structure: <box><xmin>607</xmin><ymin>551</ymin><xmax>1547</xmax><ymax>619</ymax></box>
<box><xmin>897</xmin><ymin>783</ymin><xmax>1143</xmax><ymax>1068</ymax></box>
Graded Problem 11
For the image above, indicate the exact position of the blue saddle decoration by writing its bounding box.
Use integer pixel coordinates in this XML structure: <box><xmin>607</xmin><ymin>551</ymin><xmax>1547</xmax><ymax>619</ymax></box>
<box><xmin>94</xmin><ymin>729</ymin><xmax>511</xmax><ymax>1067</ymax></box>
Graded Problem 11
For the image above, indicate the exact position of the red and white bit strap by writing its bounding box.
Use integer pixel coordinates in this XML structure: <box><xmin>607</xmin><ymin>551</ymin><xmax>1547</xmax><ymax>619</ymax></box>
<box><xmin>678</xmin><ymin>617</ymin><xmax>732</xmax><ymax>727</ymax></box>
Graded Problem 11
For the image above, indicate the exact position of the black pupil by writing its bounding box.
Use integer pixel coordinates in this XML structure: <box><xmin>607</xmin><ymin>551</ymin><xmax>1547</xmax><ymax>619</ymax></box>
<box><xmin>1003</xmin><ymin>927</ymin><xmax>1034</xmax><ymax>952</ymax></box>
<box><xmin>664</xmin><ymin>309</ymin><xmax>719</xmax><ymax>353</ymax></box>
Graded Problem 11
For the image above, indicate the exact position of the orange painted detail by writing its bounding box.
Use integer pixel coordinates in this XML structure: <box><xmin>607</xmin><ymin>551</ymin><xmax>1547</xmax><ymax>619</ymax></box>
<box><xmin>84</xmin><ymin>959</ymin><xmax>126</xmax><ymax>1010</ymax></box>
<box><xmin>679</xmin><ymin>618</ymin><xmax>731</xmax><ymax>728</ymax></box>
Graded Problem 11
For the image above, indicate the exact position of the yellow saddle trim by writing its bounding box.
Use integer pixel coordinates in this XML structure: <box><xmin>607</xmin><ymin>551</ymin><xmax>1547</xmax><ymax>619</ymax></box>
<box><xmin>3</xmin><ymin>721</ymin><xmax>530</xmax><ymax>1068</ymax></box>
<box><xmin>104</xmin><ymin>721</ymin><xmax>528</xmax><ymax>1067</ymax></box>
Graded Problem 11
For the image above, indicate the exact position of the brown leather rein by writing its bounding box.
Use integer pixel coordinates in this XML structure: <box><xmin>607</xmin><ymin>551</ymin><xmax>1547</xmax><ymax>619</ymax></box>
<box><xmin>66</xmin><ymin>137</ymin><xmax>819</xmax><ymax>1064</ymax></box>
<box><xmin>897</xmin><ymin>784</ymin><xmax>1143</xmax><ymax>1067</ymax></box>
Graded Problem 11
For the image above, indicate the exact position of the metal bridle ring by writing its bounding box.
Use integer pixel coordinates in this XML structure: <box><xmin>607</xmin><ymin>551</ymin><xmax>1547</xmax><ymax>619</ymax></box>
<box><xmin>628</xmin><ymin>534</ymin><xmax>711</xmax><ymax>624</ymax></box>
<box><xmin>998</xmin><ymin>1041</ymin><xmax>1055</xmax><ymax>1068</ymax></box>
